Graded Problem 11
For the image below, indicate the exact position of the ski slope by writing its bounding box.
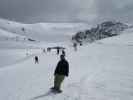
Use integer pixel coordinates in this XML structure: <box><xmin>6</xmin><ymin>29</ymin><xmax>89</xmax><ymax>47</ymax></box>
<box><xmin>0</xmin><ymin>30</ymin><xmax>133</xmax><ymax>100</ymax></box>
<box><xmin>0</xmin><ymin>18</ymin><xmax>90</xmax><ymax>42</ymax></box>
<box><xmin>0</xmin><ymin>18</ymin><xmax>89</xmax><ymax>68</ymax></box>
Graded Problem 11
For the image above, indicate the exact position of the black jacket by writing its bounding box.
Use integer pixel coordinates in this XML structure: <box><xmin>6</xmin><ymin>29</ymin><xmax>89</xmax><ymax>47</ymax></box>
<box><xmin>54</xmin><ymin>59</ymin><xmax>69</xmax><ymax>76</ymax></box>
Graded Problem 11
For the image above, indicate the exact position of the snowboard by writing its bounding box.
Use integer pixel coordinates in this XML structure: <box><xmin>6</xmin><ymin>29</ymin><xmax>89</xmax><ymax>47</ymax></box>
<box><xmin>50</xmin><ymin>87</ymin><xmax>62</xmax><ymax>93</ymax></box>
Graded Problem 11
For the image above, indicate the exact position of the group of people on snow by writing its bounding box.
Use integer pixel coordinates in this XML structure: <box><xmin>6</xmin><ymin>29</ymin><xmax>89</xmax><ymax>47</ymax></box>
<box><xmin>33</xmin><ymin>42</ymin><xmax>81</xmax><ymax>93</ymax></box>
<box><xmin>33</xmin><ymin>47</ymin><xmax>68</xmax><ymax>93</ymax></box>
<box><xmin>33</xmin><ymin>42</ymin><xmax>82</xmax><ymax>93</ymax></box>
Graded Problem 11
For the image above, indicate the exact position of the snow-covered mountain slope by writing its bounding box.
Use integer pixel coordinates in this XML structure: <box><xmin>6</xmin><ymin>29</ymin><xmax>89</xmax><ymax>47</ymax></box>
<box><xmin>0</xmin><ymin>28</ymin><xmax>26</xmax><ymax>41</ymax></box>
<box><xmin>0</xmin><ymin>28</ymin><xmax>37</xmax><ymax>49</ymax></box>
<box><xmin>0</xmin><ymin>18</ymin><xmax>89</xmax><ymax>67</ymax></box>
<box><xmin>0</xmin><ymin>29</ymin><xmax>133</xmax><ymax>100</ymax></box>
<box><xmin>0</xmin><ymin>18</ymin><xmax>89</xmax><ymax>42</ymax></box>
<box><xmin>0</xmin><ymin>29</ymin><xmax>35</xmax><ymax>49</ymax></box>
<box><xmin>96</xmin><ymin>27</ymin><xmax>133</xmax><ymax>46</ymax></box>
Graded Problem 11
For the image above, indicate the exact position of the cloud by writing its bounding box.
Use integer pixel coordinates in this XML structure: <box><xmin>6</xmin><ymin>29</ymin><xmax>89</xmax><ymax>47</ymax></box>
<box><xmin>25</xmin><ymin>0</ymin><xmax>97</xmax><ymax>23</ymax></box>
<box><xmin>0</xmin><ymin>0</ymin><xmax>133</xmax><ymax>23</ymax></box>
<box><xmin>95</xmin><ymin>0</ymin><xmax>133</xmax><ymax>23</ymax></box>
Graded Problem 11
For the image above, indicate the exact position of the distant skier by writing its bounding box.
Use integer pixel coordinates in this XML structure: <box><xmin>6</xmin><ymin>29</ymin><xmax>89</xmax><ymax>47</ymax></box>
<box><xmin>73</xmin><ymin>42</ymin><xmax>77</xmax><ymax>51</ymax></box>
<box><xmin>79</xmin><ymin>42</ymin><xmax>83</xmax><ymax>46</ymax></box>
<box><xmin>43</xmin><ymin>48</ymin><xmax>46</xmax><ymax>53</ymax></box>
<box><xmin>34</xmin><ymin>56</ymin><xmax>39</xmax><ymax>64</ymax></box>
<box><xmin>57</xmin><ymin>48</ymin><xmax>60</xmax><ymax>55</ymax></box>
<box><xmin>62</xmin><ymin>50</ymin><xmax>66</xmax><ymax>56</ymax></box>
<box><xmin>47</xmin><ymin>47</ymin><xmax>51</xmax><ymax>52</ymax></box>
<box><xmin>51</xmin><ymin>54</ymin><xmax>69</xmax><ymax>93</ymax></box>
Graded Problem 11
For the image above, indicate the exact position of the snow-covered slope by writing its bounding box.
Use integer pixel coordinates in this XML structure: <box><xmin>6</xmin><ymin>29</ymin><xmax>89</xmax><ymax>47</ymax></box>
<box><xmin>0</xmin><ymin>27</ymin><xmax>37</xmax><ymax>49</ymax></box>
<box><xmin>0</xmin><ymin>28</ymin><xmax>133</xmax><ymax>100</ymax></box>
<box><xmin>0</xmin><ymin>18</ymin><xmax>91</xmax><ymax>50</ymax></box>
<box><xmin>72</xmin><ymin>21</ymin><xmax>129</xmax><ymax>43</ymax></box>
<box><xmin>0</xmin><ymin>28</ymin><xmax>26</xmax><ymax>41</ymax></box>
<box><xmin>0</xmin><ymin>28</ymin><xmax>37</xmax><ymax>49</ymax></box>
<box><xmin>96</xmin><ymin>27</ymin><xmax>133</xmax><ymax>46</ymax></box>
<box><xmin>0</xmin><ymin>18</ymin><xmax>89</xmax><ymax>42</ymax></box>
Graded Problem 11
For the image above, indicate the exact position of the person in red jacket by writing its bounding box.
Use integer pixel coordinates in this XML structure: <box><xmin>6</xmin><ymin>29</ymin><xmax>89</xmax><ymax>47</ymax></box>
<box><xmin>51</xmin><ymin>54</ymin><xmax>69</xmax><ymax>93</ymax></box>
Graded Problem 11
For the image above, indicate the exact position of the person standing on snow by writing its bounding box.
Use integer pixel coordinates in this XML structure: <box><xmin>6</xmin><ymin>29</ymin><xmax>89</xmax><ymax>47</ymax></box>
<box><xmin>57</xmin><ymin>48</ymin><xmax>60</xmax><ymax>55</ymax></box>
<box><xmin>34</xmin><ymin>56</ymin><xmax>39</xmax><ymax>64</ymax></box>
<box><xmin>73</xmin><ymin>42</ymin><xmax>77</xmax><ymax>51</ymax></box>
<box><xmin>62</xmin><ymin>49</ymin><xmax>66</xmax><ymax>56</ymax></box>
<box><xmin>51</xmin><ymin>54</ymin><xmax>69</xmax><ymax>93</ymax></box>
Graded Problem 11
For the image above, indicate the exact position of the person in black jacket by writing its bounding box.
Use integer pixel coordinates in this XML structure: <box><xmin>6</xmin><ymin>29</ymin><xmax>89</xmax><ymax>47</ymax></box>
<box><xmin>34</xmin><ymin>56</ymin><xmax>39</xmax><ymax>64</ymax></box>
<box><xmin>62</xmin><ymin>49</ymin><xmax>66</xmax><ymax>56</ymax></box>
<box><xmin>51</xmin><ymin>54</ymin><xmax>69</xmax><ymax>93</ymax></box>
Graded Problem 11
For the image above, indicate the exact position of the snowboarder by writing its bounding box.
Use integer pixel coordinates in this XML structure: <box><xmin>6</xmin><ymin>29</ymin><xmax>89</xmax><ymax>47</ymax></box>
<box><xmin>51</xmin><ymin>54</ymin><xmax>69</xmax><ymax>93</ymax></box>
<box><xmin>34</xmin><ymin>56</ymin><xmax>39</xmax><ymax>64</ymax></box>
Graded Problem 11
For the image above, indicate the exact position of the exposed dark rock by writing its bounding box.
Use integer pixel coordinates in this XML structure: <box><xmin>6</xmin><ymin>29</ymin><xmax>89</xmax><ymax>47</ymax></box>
<box><xmin>72</xmin><ymin>21</ymin><xmax>128</xmax><ymax>44</ymax></box>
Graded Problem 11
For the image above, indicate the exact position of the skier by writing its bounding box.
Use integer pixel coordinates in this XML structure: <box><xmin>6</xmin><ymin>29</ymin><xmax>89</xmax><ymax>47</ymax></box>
<box><xmin>43</xmin><ymin>48</ymin><xmax>46</xmax><ymax>53</ymax></box>
<box><xmin>47</xmin><ymin>47</ymin><xmax>51</xmax><ymax>52</ymax></box>
<box><xmin>57</xmin><ymin>48</ymin><xmax>60</xmax><ymax>55</ymax></box>
<box><xmin>51</xmin><ymin>54</ymin><xmax>69</xmax><ymax>93</ymax></box>
<box><xmin>34</xmin><ymin>56</ymin><xmax>39</xmax><ymax>64</ymax></box>
<box><xmin>73</xmin><ymin>42</ymin><xmax>77</xmax><ymax>51</ymax></box>
<box><xmin>62</xmin><ymin>50</ymin><xmax>66</xmax><ymax>56</ymax></box>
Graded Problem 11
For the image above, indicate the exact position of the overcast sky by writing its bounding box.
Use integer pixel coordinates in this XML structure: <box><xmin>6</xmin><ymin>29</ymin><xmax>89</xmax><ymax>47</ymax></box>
<box><xmin>0</xmin><ymin>0</ymin><xmax>133</xmax><ymax>24</ymax></box>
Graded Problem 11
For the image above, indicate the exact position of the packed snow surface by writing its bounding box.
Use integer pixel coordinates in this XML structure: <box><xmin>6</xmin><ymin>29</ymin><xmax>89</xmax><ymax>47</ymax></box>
<box><xmin>0</xmin><ymin>33</ymin><xmax>133</xmax><ymax>100</ymax></box>
<box><xmin>0</xmin><ymin>19</ymin><xmax>133</xmax><ymax>100</ymax></box>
